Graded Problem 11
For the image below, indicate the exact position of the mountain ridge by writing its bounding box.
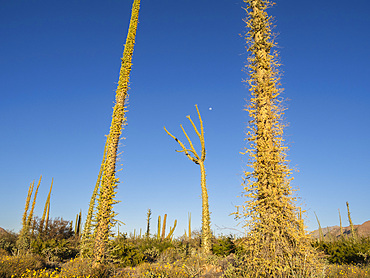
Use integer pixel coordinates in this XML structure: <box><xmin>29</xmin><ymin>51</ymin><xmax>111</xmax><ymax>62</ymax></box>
<box><xmin>309</xmin><ymin>220</ymin><xmax>370</xmax><ymax>239</ymax></box>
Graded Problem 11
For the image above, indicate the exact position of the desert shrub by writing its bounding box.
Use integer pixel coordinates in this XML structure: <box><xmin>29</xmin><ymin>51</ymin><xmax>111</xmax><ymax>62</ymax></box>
<box><xmin>212</xmin><ymin>235</ymin><xmax>236</xmax><ymax>257</ymax></box>
<box><xmin>0</xmin><ymin>253</ymin><xmax>45</xmax><ymax>278</ymax></box>
<box><xmin>30</xmin><ymin>237</ymin><xmax>79</xmax><ymax>262</ymax></box>
<box><xmin>313</xmin><ymin>237</ymin><xmax>370</xmax><ymax>265</ymax></box>
<box><xmin>111</xmin><ymin>238</ymin><xmax>145</xmax><ymax>267</ymax></box>
<box><xmin>111</xmin><ymin>234</ymin><xmax>177</xmax><ymax>267</ymax></box>
<box><xmin>57</xmin><ymin>257</ymin><xmax>93</xmax><ymax>276</ymax></box>
<box><xmin>117</xmin><ymin>255</ymin><xmax>218</xmax><ymax>278</ymax></box>
<box><xmin>25</xmin><ymin>217</ymin><xmax>78</xmax><ymax>262</ymax></box>
<box><xmin>326</xmin><ymin>264</ymin><xmax>370</xmax><ymax>277</ymax></box>
<box><xmin>0</xmin><ymin>229</ymin><xmax>18</xmax><ymax>255</ymax></box>
<box><xmin>32</xmin><ymin>217</ymin><xmax>74</xmax><ymax>241</ymax></box>
<box><xmin>157</xmin><ymin>246</ymin><xmax>182</xmax><ymax>264</ymax></box>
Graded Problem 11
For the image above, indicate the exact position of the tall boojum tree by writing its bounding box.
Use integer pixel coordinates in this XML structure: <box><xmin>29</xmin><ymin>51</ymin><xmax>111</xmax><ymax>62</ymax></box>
<box><xmin>236</xmin><ymin>0</ymin><xmax>322</xmax><ymax>276</ymax></box>
<box><xmin>93</xmin><ymin>0</ymin><xmax>141</xmax><ymax>266</ymax></box>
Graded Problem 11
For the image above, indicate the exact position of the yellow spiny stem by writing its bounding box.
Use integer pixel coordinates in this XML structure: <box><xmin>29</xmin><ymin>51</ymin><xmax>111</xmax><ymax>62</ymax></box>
<box><xmin>22</xmin><ymin>181</ymin><xmax>34</xmax><ymax>229</ymax></box>
<box><xmin>94</xmin><ymin>0</ymin><xmax>141</xmax><ymax>266</ymax></box>
<box><xmin>235</xmin><ymin>0</ymin><xmax>323</xmax><ymax>276</ymax></box>
<box><xmin>338</xmin><ymin>208</ymin><xmax>343</xmax><ymax>237</ymax></box>
<box><xmin>45</xmin><ymin>178</ymin><xmax>53</xmax><ymax>232</ymax></box>
<box><xmin>314</xmin><ymin>212</ymin><xmax>324</xmax><ymax>242</ymax></box>
<box><xmin>164</xmin><ymin>104</ymin><xmax>211</xmax><ymax>254</ymax></box>
<box><xmin>346</xmin><ymin>201</ymin><xmax>356</xmax><ymax>239</ymax></box>
<box><xmin>27</xmin><ymin>175</ymin><xmax>42</xmax><ymax>229</ymax></box>
<box><xmin>17</xmin><ymin>180</ymin><xmax>35</xmax><ymax>252</ymax></box>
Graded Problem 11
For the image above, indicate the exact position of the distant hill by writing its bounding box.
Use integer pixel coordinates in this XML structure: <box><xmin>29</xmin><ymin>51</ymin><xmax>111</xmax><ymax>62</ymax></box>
<box><xmin>309</xmin><ymin>220</ymin><xmax>370</xmax><ymax>239</ymax></box>
<box><xmin>0</xmin><ymin>227</ymin><xmax>7</xmax><ymax>234</ymax></box>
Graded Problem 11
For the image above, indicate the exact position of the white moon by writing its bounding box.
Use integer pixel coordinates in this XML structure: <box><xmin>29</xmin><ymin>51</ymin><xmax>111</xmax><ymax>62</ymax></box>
<box><xmin>209</xmin><ymin>107</ymin><xmax>212</xmax><ymax>110</ymax></box>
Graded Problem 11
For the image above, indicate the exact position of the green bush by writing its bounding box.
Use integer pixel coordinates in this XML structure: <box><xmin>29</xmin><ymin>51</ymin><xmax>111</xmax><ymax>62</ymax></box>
<box><xmin>212</xmin><ymin>235</ymin><xmax>236</xmax><ymax>257</ymax></box>
<box><xmin>25</xmin><ymin>217</ymin><xmax>79</xmax><ymax>262</ymax></box>
<box><xmin>0</xmin><ymin>229</ymin><xmax>18</xmax><ymax>255</ymax></box>
<box><xmin>313</xmin><ymin>237</ymin><xmax>370</xmax><ymax>265</ymax></box>
<box><xmin>110</xmin><ymin>234</ymin><xmax>178</xmax><ymax>267</ymax></box>
<box><xmin>30</xmin><ymin>237</ymin><xmax>79</xmax><ymax>262</ymax></box>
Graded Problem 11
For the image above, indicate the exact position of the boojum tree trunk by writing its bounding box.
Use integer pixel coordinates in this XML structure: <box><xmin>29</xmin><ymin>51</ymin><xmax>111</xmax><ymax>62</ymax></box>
<box><xmin>94</xmin><ymin>0</ymin><xmax>140</xmax><ymax>266</ymax></box>
<box><xmin>236</xmin><ymin>0</ymin><xmax>322</xmax><ymax>276</ymax></box>
<box><xmin>164</xmin><ymin>105</ymin><xmax>211</xmax><ymax>255</ymax></box>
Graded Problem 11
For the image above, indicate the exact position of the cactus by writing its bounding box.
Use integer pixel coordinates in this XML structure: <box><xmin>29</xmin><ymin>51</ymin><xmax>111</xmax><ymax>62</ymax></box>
<box><xmin>157</xmin><ymin>215</ymin><xmax>161</xmax><ymax>240</ymax></box>
<box><xmin>146</xmin><ymin>209</ymin><xmax>151</xmax><ymax>238</ymax></box>
<box><xmin>75</xmin><ymin>211</ymin><xmax>82</xmax><ymax>237</ymax></box>
<box><xmin>166</xmin><ymin>220</ymin><xmax>177</xmax><ymax>241</ymax></box>
<box><xmin>94</xmin><ymin>0</ymin><xmax>141</xmax><ymax>266</ymax></box>
<box><xmin>161</xmin><ymin>214</ymin><xmax>167</xmax><ymax>241</ymax></box>
<box><xmin>188</xmin><ymin>212</ymin><xmax>192</xmax><ymax>240</ymax></box>
<box><xmin>156</xmin><ymin>214</ymin><xmax>176</xmax><ymax>241</ymax></box>
<box><xmin>164</xmin><ymin>104</ymin><xmax>211</xmax><ymax>254</ymax></box>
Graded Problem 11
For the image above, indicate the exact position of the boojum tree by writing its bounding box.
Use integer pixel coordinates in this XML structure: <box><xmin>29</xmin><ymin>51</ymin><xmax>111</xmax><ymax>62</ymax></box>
<box><xmin>164</xmin><ymin>105</ymin><xmax>212</xmax><ymax>255</ymax></box>
<box><xmin>94</xmin><ymin>0</ymin><xmax>141</xmax><ymax>265</ymax></box>
<box><xmin>17</xmin><ymin>180</ymin><xmax>35</xmax><ymax>252</ymax></box>
<box><xmin>237</xmin><ymin>0</ymin><xmax>322</xmax><ymax>276</ymax></box>
<box><xmin>39</xmin><ymin>178</ymin><xmax>53</xmax><ymax>235</ymax></box>
<box><xmin>27</xmin><ymin>176</ymin><xmax>42</xmax><ymax>230</ymax></box>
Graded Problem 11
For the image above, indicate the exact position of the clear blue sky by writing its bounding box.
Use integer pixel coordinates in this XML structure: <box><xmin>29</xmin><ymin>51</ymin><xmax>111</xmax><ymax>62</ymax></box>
<box><xmin>1</xmin><ymin>0</ymin><xmax>369</xmax><ymax>237</ymax></box>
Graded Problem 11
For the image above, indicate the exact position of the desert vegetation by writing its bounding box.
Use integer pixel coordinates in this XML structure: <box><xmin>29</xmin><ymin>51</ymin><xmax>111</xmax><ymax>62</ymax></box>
<box><xmin>1</xmin><ymin>0</ymin><xmax>369</xmax><ymax>277</ymax></box>
<box><xmin>2</xmin><ymin>211</ymin><xmax>370</xmax><ymax>277</ymax></box>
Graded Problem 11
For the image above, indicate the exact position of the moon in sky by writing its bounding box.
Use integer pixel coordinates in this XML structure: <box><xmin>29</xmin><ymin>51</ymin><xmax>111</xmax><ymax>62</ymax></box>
<box><xmin>209</xmin><ymin>107</ymin><xmax>212</xmax><ymax>111</ymax></box>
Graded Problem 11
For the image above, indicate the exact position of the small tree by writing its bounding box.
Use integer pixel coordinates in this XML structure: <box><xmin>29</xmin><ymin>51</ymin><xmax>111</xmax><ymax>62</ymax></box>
<box><xmin>164</xmin><ymin>105</ymin><xmax>211</xmax><ymax>254</ymax></box>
